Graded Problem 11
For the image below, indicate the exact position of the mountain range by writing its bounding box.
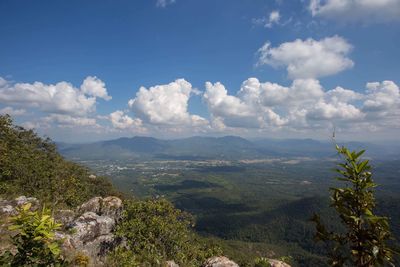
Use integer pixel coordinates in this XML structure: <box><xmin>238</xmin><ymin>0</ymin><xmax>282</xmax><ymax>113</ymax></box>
<box><xmin>57</xmin><ymin>136</ymin><xmax>400</xmax><ymax>161</ymax></box>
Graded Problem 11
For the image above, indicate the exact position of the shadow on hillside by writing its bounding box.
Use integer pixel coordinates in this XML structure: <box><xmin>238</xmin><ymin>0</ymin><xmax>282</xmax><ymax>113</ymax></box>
<box><xmin>193</xmin><ymin>196</ymin><xmax>332</xmax><ymax>245</ymax></box>
<box><xmin>154</xmin><ymin>180</ymin><xmax>222</xmax><ymax>191</ymax></box>
<box><xmin>173</xmin><ymin>194</ymin><xmax>254</xmax><ymax>214</ymax></box>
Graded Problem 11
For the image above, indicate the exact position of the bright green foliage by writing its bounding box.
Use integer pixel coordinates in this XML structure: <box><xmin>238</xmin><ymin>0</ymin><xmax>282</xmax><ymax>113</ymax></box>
<box><xmin>110</xmin><ymin>198</ymin><xmax>222</xmax><ymax>266</ymax></box>
<box><xmin>254</xmin><ymin>257</ymin><xmax>271</xmax><ymax>267</ymax></box>
<box><xmin>0</xmin><ymin>114</ymin><xmax>119</xmax><ymax>208</ymax></box>
<box><xmin>106</xmin><ymin>247</ymin><xmax>140</xmax><ymax>267</ymax></box>
<box><xmin>312</xmin><ymin>146</ymin><xmax>397</xmax><ymax>266</ymax></box>
<box><xmin>0</xmin><ymin>203</ymin><xmax>65</xmax><ymax>266</ymax></box>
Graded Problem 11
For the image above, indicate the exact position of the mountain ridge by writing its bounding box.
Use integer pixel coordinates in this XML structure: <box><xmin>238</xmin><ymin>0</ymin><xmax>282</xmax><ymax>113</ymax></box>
<box><xmin>57</xmin><ymin>135</ymin><xmax>400</xmax><ymax>161</ymax></box>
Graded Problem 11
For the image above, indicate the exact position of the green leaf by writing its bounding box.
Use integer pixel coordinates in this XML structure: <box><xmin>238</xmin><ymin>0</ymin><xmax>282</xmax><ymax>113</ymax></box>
<box><xmin>355</xmin><ymin>150</ymin><xmax>365</xmax><ymax>159</ymax></box>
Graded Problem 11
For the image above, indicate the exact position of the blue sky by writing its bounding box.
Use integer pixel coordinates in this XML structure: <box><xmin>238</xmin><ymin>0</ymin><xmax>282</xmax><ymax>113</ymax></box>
<box><xmin>0</xmin><ymin>0</ymin><xmax>399</xmax><ymax>142</ymax></box>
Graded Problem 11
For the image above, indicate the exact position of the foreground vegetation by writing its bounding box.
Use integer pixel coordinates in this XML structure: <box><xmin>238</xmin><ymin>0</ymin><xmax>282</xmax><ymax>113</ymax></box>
<box><xmin>313</xmin><ymin>146</ymin><xmax>398</xmax><ymax>266</ymax></box>
<box><xmin>108</xmin><ymin>199</ymin><xmax>221</xmax><ymax>266</ymax></box>
<box><xmin>0</xmin><ymin>115</ymin><xmax>221</xmax><ymax>266</ymax></box>
<box><xmin>0</xmin><ymin>203</ymin><xmax>65</xmax><ymax>266</ymax></box>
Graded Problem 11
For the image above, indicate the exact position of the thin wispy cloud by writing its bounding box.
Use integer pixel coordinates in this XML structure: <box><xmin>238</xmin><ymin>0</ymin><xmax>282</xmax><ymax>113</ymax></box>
<box><xmin>156</xmin><ymin>0</ymin><xmax>176</xmax><ymax>8</ymax></box>
<box><xmin>253</xmin><ymin>10</ymin><xmax>282</xmax><ymax>28</ymax></box>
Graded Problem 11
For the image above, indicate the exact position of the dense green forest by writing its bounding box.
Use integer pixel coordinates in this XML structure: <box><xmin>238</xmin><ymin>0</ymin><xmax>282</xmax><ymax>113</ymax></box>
<box><xmin>0</xmin><ymin>114</ymin><xmax>120</xmax><ymax>208</ymax></box>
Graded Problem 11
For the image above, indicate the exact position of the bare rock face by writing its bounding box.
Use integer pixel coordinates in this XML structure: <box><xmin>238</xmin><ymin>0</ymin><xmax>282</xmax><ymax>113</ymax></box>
<box><xmin>68</xmin><ymin>212</ymin><xmax>115</xmax><ymax>246</ymax></box>
<box><xmin>54</xmin><ymin>209</ymin><xmax>75</xmax><ymax>226</ymax></box>
<box><xmin>0</xmin><ymin>199</ymin><xmax>16</xmax><ymax>216</ymax></box>
<box><xmin>77</xmin><ymin>196</ymin><xmax>122</xmax><ymax>219</ymax></box>
<box><xmin>203</xmin><ymin>256</ymin><xmax>239</xmax><ymax>267</ymax></box>
<box><xmin>60</xmin><ymin>196</ymin><xmax>123</xmax><ymax>266</ymax></box>
<box><xmin>101</xmin><ymin>196</ymin><xmax>123</xmax><ymax>218</ymax></box>
<box><xmin>14</xmin><ymin>196</ymin><xmax>40</xmax><ymax>208</ymax></box>
<box><xmin>77</xmin><ymin>196</ymin><xmax>103</xmax><ymax>215</ymax></box>
<box><xmin>0</xmin><ymin>196</ymin><xmax>40</xmax><ymax>217</ymax></box>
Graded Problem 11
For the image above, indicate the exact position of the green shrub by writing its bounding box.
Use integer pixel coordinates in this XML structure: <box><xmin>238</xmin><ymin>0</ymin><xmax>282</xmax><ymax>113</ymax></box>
<box><xmin>312</xmin><ymin>146</ymin><xmax>398</xmax><ymax>266</ymax></box>
<box><xmin>254</xmin><ymin>257</ymin><xmax>271</xmax><ymax>267</ymax></box>
<box><xmin>110</xmin><ymin>198</ymin><xmax>221</xmax><ymax>266</ymax></box>
<box><xmin>106</xmin><ymin>247</ymin><xmax>140</xmax><ymax>267</ymax></box>
<box><xmin>0</xmin><ymin>203</ymin><xmax>65</xmax><ymax>266</ymax></box>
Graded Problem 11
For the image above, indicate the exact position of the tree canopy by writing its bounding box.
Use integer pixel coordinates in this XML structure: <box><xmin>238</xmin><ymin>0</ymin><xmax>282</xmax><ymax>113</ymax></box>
<box><xmin>0</xmin><ymin>114</ymin><xmax>119</xmax><ymax>208</ymax></box>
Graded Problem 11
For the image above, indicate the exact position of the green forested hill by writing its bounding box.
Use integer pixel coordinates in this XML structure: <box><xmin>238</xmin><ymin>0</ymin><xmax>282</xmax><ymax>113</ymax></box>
<box><xmin>0</xmin><ymin>115</ymin><xmax>120</xmax><ymax>208</ymax></box>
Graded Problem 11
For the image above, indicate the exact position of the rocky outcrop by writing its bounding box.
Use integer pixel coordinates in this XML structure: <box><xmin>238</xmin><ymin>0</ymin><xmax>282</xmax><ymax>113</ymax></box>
<box><xmin>203</xmin><ymin>256</ymin><xmax>240</xmax><ymax>267</ymax></box>
<box><xmin>0</xmin><ymin>196</ymin><xmax>123</xmax><ymax>267</ymax></box>
<box><xmin>77</xmin><ymin>196</ymin><xmax>122</xmax><ymax>218</ymax></box>
<box><xmin>59</xmin><ymin>196</ymin><xmax>123</xmax><ymax>266</ymax></box>
<box><xmin>0</xmin><ymin>196</ymin><xmax>40</xmax><ymax>216</ymax></box>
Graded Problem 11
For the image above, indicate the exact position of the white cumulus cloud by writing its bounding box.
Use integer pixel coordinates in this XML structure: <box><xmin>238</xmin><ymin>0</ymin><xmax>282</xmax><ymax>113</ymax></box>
<box><xmin>204</xmin><ymin>80</ymin><xmax>288</xmax><ymax>129</ymax></box>
<box><xmin>363</xmin><ymin>81</ymin><xmax>400</xmax><ymax>112</ymax></box>
<box><xmin>257</xmin><ymin>36</ymin><xmax>354</xmax><ymax>79</ymax></box>
<box><xmin>81</xmin><ymin>76</ymin><xmax>112</xmax><ymax>100</ymax></box>
<box><xmin>204</xmin><ymin>78</ymin><xmax>400</xmax><ymax>132</ymax></box>
<box><xmin>128</xmin><ymin>79</ymin><xmax>208</xmax><ymax>126</ymax></box>
<box><xmin>0</xmin><ymin>76</ymin><xmax>111</xmax><ymax>116</ymax></box>
<box><xmin>109</xmin><ymin>110</ymin><xmax>143</xmax><ymax>130</ymax></box>
<box><xmin>309</xmin><ymin>0</ymin><xmax>400</xmax><ymax>23</ymax></box>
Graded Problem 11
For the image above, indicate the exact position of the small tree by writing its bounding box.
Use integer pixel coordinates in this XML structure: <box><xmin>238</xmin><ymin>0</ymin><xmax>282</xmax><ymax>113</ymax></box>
<box><xmin>109</xmin><ymin>198</ymin><xmax>221</xmax><ymax>266</ymax></box>
<box><xmin>312</xmin><ymin>146</ymin><xmax>397</xmax><ymax>267</ymax></box>
<box><xmin>0</xmin><ymin>203</ymin><xmax>65</xmax><ymax>266</ymax></box>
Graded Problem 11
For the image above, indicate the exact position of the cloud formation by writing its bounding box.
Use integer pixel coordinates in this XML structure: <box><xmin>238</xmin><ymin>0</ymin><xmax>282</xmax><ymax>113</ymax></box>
<box><xmin>156</xmin><ymin>0</ymin><xmax>176</xmax><ymax>8</ymax></box>
<box><xmin>0</xmin><ymin>76</ymin><xmax>111</xmax><ymax>116</ymax></box>
<box><xmin>43</xmin><ymin>114</ymin><xmax>98</xmax><ymax>127</ymax></box>
<box><xmin>81</xmin><ymin>76</ymin><xmax>112</xmax><ymax>101</ymax></box>
<box><xmin>109</xmin><ymin>110</ymin><xmax>143</xmax><ymax>130</ymax></box>
<box><xmin>253</xmin><ymin>11</ymin><xmax>281</xmax><ymax>28</ymax></box>
<box><xmin>266</xmin><ymin>11</ymin><xmax>280</xmax><ymax>28</ymax></box>
<box><xmin>0</xmin><ymin>106</ymin><xmax>26</xmax><ymax>116</ymax></box>
<box><xmin>309</xmin><ymin>0</ymin><xmax>400</xmax><ymax>23</ymax></box>
<box><xmin>257</xmin><ymin>36</ymin><xmax>354</xmax><ymax>79</ymax></box>
<box><xmin>1</xmin><ymin>75</ymin><xmax>398</xmax><ymax>139</ymax></box>
<box><xmin>128</xmin><ymin>79</ymin><xmax>207</xmax><ymax>126</ymax></box>
<box><xmin>204</xmin><ymin>78</ymin><xmax>400</xmax><ymax>132</ymax></box>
